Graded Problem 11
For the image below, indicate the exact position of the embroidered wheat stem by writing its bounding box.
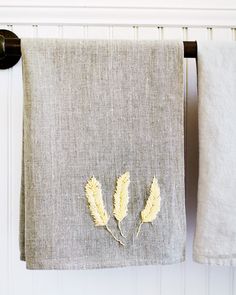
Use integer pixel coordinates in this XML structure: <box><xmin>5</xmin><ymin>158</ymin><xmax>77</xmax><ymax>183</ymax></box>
<box><xmin>136</xmin><ymin>176</ymin><xmax>161</xmax><ymax>237</ymax></box>
<box><xmin>85</xmin><ymin>176</ymin><xmax>124</xmax><ymax>246</ymax></box>
<box><xmin>105</xmin><ymin>225</ymin><xmax>125</xmax><ymax>245</ymax></box>
<box><xmin>113</xmin><ymin>172</ymin><xmax>130</xmax><ymax>238</ymax></box>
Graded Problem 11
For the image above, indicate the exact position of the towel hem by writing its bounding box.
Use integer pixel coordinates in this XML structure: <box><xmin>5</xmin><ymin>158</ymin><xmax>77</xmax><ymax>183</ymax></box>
<box><xmin>193</xmin><ymin>253</ymin><xmax>236</xmax><ymax>266</ymax></box>
<box><xmin>20</xmin><ymin>255</ymin><xmax>185</xmax><ymax>270</ymax></box>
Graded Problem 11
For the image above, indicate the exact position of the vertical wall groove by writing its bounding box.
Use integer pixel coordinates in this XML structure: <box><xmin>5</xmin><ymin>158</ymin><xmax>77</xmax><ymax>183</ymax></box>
<box><xmin>207</xmin><ymin>28</ymin><xmax>213</xmax><ymax>40</ymax></box>
<box><xmin>83</xmin><ymin>25</ymin><xmax>88</xmax><ymax>39</ymax></box>
<box><xmin>182</xmin><ymin>26</ymin><xmax>188</xmax><ymax>295</ymax></box>
<box><xmin>233</xmin><ymin>28</ymin><xmax>236</xmax><ymax>40</ymax></box>
<box><xmin>6</xmin><ymin>23</ymin><xmax>13</xmax><ymax>295</ymax></box>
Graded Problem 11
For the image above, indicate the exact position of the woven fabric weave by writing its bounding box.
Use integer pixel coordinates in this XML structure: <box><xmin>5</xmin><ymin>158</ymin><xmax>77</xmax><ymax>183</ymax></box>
<box><xmin>20</xmin><ymin>39</ymin><xmax>185</xmax><ymax>269</ymax></box>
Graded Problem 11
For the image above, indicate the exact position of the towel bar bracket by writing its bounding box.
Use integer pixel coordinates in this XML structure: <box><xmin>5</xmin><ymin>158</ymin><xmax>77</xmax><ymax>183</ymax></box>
<box><xmin>0</xmin><ymin>29</ymin><xmax>21</xmax><ymax>69</ymax></box>
<box><xmin>0</xmin><ymin>29</ymin><xmax>197</xmax><ymax>70</ymax></box>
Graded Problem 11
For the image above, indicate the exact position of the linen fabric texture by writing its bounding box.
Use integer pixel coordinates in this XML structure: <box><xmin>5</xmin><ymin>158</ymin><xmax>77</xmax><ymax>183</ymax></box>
<box><xmin>20</xmin><ymin>39</ymin><xmax>186</xmax><ymax>269</ymax></box>
<box><xmin>194</xmin><ymin>41</ymin><xmax>236</xmax><ymax>266</ymax></box>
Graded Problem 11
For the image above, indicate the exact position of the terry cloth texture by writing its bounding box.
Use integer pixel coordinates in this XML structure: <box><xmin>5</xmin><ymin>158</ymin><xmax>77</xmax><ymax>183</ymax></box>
<box><xmin>194</xmin><ymin>41</ymin><xmax>236</xmax><ymax>266</ymax></box>
<box><xmin>20</xmin><ymin>39</ymin><xmax>185</xmax><ymax>270</ymax></box>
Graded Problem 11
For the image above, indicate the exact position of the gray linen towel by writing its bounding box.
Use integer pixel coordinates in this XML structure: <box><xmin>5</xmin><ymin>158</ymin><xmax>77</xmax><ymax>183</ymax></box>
<box><xmin>20</xmin><ymin>39</ymin><xmax>185</xmax><ymax>270</ymax></box>
<box><xmin>193</xmin><ymin>41</ymin><xmax>236</xmax><ymax>266</ymax></box>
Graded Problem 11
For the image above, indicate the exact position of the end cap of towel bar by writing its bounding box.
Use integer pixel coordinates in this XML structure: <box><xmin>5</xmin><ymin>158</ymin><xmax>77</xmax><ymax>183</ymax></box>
<box><xmin>0</xmin><ymin>29</ymin><xmax>21</xmax><ymax>70</ymax></box>
<box><xmin>0</xmin><ymin>29</ymin><xmax>197</xmax><ymax>70</ymax></box>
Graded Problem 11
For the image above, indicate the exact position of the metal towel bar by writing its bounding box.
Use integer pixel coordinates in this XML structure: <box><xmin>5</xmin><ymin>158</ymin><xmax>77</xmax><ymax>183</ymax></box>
<box><xmin>0</xmin><ymin>29</ymin><xmax>197</xmax><ymax>70</ymax></box>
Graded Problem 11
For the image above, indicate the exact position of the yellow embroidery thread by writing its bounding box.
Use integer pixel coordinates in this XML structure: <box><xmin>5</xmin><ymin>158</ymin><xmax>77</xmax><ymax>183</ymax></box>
<box><xmin>113</xmin><ymin>172</ymin><xmax>130</xmax><ymax>238</ymax></box>
<box><xmin>136</xmin><ymin>176</ymin><xmax>161</xmax><ymax>237</ymax></box>
<box><xmin>85</xmin><ymin>176</ymin><xmax>124</xmax><ymax>245</ymax></box>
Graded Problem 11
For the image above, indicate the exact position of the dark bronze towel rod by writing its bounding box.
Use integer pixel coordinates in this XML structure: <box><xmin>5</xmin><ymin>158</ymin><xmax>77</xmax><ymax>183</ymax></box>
<box><xmin>0</xmin><ymin>29</ymin><xmax>197</xmax><ymax>70</ymax></box>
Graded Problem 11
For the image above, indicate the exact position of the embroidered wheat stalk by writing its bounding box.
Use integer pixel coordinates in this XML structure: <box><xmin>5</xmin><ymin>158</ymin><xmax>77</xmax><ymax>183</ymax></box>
<box><xmin>136</xmin><ymin>176</ymin><xmax>161</xmax><ymax>237</ymax></box>
<box><xmin>113</xmin><ymin>172</ymin><xmax>130</xmax><ymax>238</ymax></box>
<box><xmin>85</xmin><ymin>176</ymin><xmax>124</xmax><ymax>245</ymax></box>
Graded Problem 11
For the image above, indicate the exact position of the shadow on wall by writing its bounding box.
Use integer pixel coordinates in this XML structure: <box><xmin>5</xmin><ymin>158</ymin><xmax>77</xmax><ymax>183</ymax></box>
<box><xmin>185</xmin><ymin>58</ymin><xmax>199</xmax><ymax>257</ymax></box>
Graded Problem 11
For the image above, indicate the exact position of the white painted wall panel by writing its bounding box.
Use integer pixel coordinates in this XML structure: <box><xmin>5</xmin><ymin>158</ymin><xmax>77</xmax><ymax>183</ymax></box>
<box><xmin>0</xmin><ymin>8</ymin><xmax>235</xmax><ymax>294</ymax></box>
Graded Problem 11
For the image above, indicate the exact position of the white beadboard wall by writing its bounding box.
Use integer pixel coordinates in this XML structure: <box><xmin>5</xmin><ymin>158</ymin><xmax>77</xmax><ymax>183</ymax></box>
<box><xmin>0</xmin><ymin>3</ymin><xmax>236</xmax><ymax>295</ymax></box>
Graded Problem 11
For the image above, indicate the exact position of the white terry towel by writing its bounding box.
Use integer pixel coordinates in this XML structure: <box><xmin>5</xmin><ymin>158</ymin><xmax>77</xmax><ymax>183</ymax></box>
<box><xmin>194</xmin><ymin>41</ymin><xmax>236</xmax><ymax>265</ymax></box>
